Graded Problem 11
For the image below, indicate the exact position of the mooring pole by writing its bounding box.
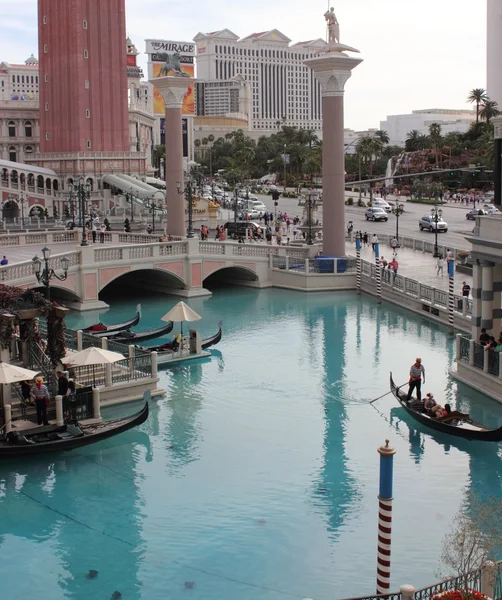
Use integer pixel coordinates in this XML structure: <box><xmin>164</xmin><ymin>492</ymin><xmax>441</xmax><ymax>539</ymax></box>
<box><xmin>376</xmin><ymin>439</ymin><xmax>396</xmax><ymax>595</ymax></box>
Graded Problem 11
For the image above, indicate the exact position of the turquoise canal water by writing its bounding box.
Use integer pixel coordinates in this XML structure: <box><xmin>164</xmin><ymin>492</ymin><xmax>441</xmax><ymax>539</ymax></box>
<box><xmin>1</xmin><ymin>287</ymin><xmax>502</xmax><ymax>600</ymax></box>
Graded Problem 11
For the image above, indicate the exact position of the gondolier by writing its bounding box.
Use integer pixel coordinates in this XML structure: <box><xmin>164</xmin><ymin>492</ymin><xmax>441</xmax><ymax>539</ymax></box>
<box><xmin>406</xmin><ymin>358</ymin><xmax>425</xmax><ymax>402</ymax></box>
<box><xmin>30</xmin><ymin>376</ymin><xmax>50</xmax><ymax>426</ymax></box>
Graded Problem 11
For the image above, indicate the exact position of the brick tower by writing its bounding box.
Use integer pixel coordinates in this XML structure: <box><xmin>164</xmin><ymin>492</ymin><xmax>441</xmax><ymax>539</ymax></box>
<box><xmin>38</xmin><ymin>0</ymin><xmax>129</xmax><ymax>153</ymax></box>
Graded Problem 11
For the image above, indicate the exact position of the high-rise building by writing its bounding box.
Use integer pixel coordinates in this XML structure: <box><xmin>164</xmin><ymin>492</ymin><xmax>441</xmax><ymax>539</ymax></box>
<box><xmin>38</xmin><ymin>0</ymin><xmax>130</xmax><ymax>154</ymax></box>
<box><xmin>194</xmin><ymin>29</ymin><xmax>326</xmax><ymax>132</ymax></box>
<box><xmin>487</xmin><ymin>0</ymin><xmax>502</xmax><ymax>106</ymax></box>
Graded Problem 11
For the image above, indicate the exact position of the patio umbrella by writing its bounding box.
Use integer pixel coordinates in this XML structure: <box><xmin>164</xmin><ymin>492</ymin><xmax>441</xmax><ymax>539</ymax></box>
<box><xmin>161</xmin><ymin>301</ymin><xmax>201</xmax><ymax>337</ymax></box>
<box><xmin>0</xmin><ymin>362</ymin><xmax>40</xmax><ymax>384</ymax></box>
<box><xmin>62</xmin><ymin>347</ymin><xmax>125</xmax><ymax>387</ymax></box>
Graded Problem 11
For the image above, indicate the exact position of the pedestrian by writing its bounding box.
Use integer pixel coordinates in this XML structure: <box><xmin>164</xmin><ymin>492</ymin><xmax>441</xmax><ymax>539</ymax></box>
<box><xmin>389</xmin><ymin>257</ymin><xmax>399</xmax><ymax>282</ymax></box>
<box><xmin>30</xmin><ymin>376</ymin><xmax>50</xmax><ymax>426</ymax></box>
<box><xmin>446</xmin><ymin>248</ymin><xmax>454</xmax><ymax>264</ymax></box>
<box><xmin>91</xmin><ymin>222</ymin><xmax>97</xmax><ymax>243</ymax></box>
<box><xmin>390</xmin><ymin>237</ymin><xmax>399</xmax><ymax>255</ymax></box>
<box><xmin>0</xmin><ymin>255</ymin><xmax>7</xmax><ymax>265</ymax></box>
<box><xmin>462</xmin><ymin>281</ymin><xmax>471</xmax><ymax>308</ymax></box>
<box><xmin>57</xmin><ymin>370</ymin><xmax>69</xmax><ymax>398</ymax></box>
<box><xmin>436</xmin><ymin>255</ymin><xmax>445</xmax><ymax>277</ymax></box>
<box><xmin>363</xmin><ymin>232</ymin><xmax>369</xmax><ymax>247</ymax></box>
<box><xmin>407</xmin><ymin>358</ymin><xmax>426</xmax><ymax>402</ymax></box>
<box><xmin>371</xmin><ymin>233</ymin><xmax>378</xmax><ymax>252</ymax></box>
<box><xmin>99</xmin><ymin>224</ymin><xmax>106</xmax><ymax>243</ymax></box>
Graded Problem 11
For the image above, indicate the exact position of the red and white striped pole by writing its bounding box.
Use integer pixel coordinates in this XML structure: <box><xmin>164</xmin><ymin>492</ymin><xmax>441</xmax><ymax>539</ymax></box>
<box><xmin>356</xmin><ymin>233</ymin><xmax>362</xmax><ymax>294</ymax></box>
<box><xmin>375</xmin><ymin>240</ymin><xmax>382</xmax><ymax>304</ymax></box>
<box><xmin>376</xmin><ymin>439</ymin><xmax>396</xmax><ymax>595</ymax></box>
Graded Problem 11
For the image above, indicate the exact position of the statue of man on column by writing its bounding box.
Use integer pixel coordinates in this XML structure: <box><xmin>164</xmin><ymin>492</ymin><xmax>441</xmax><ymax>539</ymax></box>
<box><xmin>324</xmin><ymin>6</ymin><xmax>340</xmax><ymax>45</ymax></box>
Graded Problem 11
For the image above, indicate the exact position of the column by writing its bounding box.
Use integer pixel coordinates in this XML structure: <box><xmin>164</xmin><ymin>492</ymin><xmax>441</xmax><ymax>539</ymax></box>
<box><xmin>305</xmin><ymin>50</ymin><xmax>362</xmax><ymax>257</ymax></box>
<box><xmin>481</xmin><ymin>261</ymin><xmax>494</xmax><ymax>331</ymax></box>
<box><xmin>471</xmin><ymin>259</ymin><xmax>483</xmax><ymax>340</ymax></box>
<box><xmin>149</xmin><ymin>76</ymin><xmax>196</xmax><ymax>238</ymax></box>
<box><xmin>492</xmin><ymin>263</ymin><xmax>502</xmax><ymax>334</ymax></box>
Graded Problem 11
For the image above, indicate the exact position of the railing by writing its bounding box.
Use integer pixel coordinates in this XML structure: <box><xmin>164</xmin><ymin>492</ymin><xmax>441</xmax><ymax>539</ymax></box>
<box><xmin>200</xmin><ymin>242</ymin><xmax>224</xmax><ymax>255</ymax></box>
<box><xmin>473</xmin><ymin>342</ymin><xmax>485</xmax><ymax>370</ymax></box>
<box><xmin>459</xmin><ymin>336</ymin><xmax>470</xmax><ymax>362</ymax></box>
<box><xmin>414</xmin><ymin>568</ymin><xmax>482</xmax><ymax>600</ymax></box>
<box><xmin>64</xmin><ymin>387</ymin><xmax>93</xmax><ymax>421</ymax></box>
<box><xmin>488</xmin><ymin>349</ymin><xmax>500</xmax><ymax>376</ymax></box>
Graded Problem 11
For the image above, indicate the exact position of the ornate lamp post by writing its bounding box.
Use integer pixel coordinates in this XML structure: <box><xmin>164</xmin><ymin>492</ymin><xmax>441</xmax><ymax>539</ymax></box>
<box><xmin>68</xmin><ymin>178</ymin><xmax>91</xmax><ymax>246</ymax></box>
<box><xmin>392</xmin><ymin>202</ymin><xmax>404</xmax><ymax>241</ymax></box>
<box><xmin>143</xmin><ymin>193</ymin><xmax>165</xmax><ymax>234</ymax></box>
<box><xmin>32</xmin><ymin>247</ymin><xmax>69</xmax><ymax>302</ymax></box>
<box><xmin>431</xmin><ymin>203</ymin><xmax>443</xmax><ymax>258</ymax></box>
<box><xmin>125</xmin><ymin>188</ymin><xmax>135</xmax><ymax>222</ymax></box>
<box><xmin>176</xmin><ymin>180</ymin><xmax>194</xmax><ymax>238</ymax></box>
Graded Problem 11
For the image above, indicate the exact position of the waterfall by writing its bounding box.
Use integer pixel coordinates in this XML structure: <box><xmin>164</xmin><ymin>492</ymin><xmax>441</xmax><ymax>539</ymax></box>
<box><xmin>385</xmin><ymin>158</ymin><xmax>394</xmax><ymax>188</ymax></box>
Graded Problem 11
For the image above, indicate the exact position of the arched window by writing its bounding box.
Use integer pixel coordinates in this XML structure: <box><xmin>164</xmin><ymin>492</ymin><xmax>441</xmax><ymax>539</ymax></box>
<box><xmin>25</xmin><ymin>121</ymin><xmax>32</xmax><ymax>137</ymax></box>
<box><xmin>8</xmin><ymin>121</ymin><xmax>16</xmax><ymax>138</ymax></box>
<box><xmin>27</xmin><ymin>173</ymin><xmax>35</xmax><ymax>187</ymax></box>
<box><xmin>37</xmin><ymin>175</ymin><xmax>44</xmax><ymax>189</ymax></box>
<box><xmin>10</xmin><ymin>169</ymin><xmax>18</xmax><ymax>183</ymax></box>
<box><xmin>46</xmin><ymin>178</ymin><xmax>52</xmax><ymax>190</ymax></box>
<box><xmin>53</xmin><ymin>179</ymin><xmax>59</xmax><ymax>191</ymax></box>
<box><xmin>20</xmin><ymin>173</ymin><xmax>26</xmax><ymax>186</ymax></box>
<box><xmin>86</xmin><ymin>178</ymin><xmax>94</xmax><ymax>191</ymax></box>
<box><xmin>9</xmin><ymin>147</ymin><xmax>17</xmax><ymax>162</ymax></box>
<box><xmin>25</xmin><ymin>146</ymin><xmax>33</xmax><ymax>155</ymax></box>
<box><xmin>1</xmin><ymin>169</ymin><xmax>8</xmax><ymax>183</ymax></box>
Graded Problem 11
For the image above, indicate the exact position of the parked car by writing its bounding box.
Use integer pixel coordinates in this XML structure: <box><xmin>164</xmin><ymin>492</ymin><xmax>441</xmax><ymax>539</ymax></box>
<box><xmin>365</xmin><ymin>207</ymin><xmax>388</xmax><ymax>222</ymax></box>
<box><xmin>224</xmin><ymin>221</ymin><xmax>261</xmax><ymax>239</ymax></box>
<box><xmin>466</xmin><ymin>209</ymin><xmax>487</xmax><ymax>220</ymax></box>
<box><xmin>419</xmin><ymin>215</ymin><xmax>448</xmax><ymax>232</ymax></box>
<box><xmin>372</xmin><ymin>199</ymin><xmax>392</xmax><ymax>213</ymax></box>
<box><xmin>483</xmin><ymin>205</ymin><xmax>501</xmax><ymax>215</ymax></box>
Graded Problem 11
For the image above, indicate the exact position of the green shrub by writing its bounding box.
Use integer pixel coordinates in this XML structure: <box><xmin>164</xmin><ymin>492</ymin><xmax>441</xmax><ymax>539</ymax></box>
<box><xmin>124</xmin><ymin>218</ymin><xmax>131</xmax><ymax>233</ymax></box>
<box><xmin>346</xmin><ymin>197</ymin><xmax>354</xmax><ymax>206</ymax></box>
<box><xmin>104</xmin><ymin>218</ymin><xmax>111</xmax><ymax>232</ymax></box>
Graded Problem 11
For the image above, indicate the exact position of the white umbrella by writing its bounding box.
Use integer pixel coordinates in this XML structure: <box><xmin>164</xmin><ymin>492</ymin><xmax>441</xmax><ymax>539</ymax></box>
<box><xmin>62</xmin><ymin>347</ymin><xmax>125</xmax><ymax>387</ymax></box>
<box><xmin>0</xmin><ymin>362</ymin><xmax>39</xmax><ymax>384</ymax></box>
<box><xmin>161</xmin><ymin>301</ymin><xmax>201</xmax><ymax>337</ymax></box>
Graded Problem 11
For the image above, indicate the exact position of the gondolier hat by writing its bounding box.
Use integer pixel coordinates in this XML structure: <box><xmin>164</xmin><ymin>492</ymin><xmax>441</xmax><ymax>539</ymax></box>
<box><xmin>416</xmin><ymin>357</ymin><xmax>421</xmax><ymax>362</ymax></box>
<box><xmin>35</xmin><ymin>376</ymin><xmax>43</xmax><ymax>383</ymax></box>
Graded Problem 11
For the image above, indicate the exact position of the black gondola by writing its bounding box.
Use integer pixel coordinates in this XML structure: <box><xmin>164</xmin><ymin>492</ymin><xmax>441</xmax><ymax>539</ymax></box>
<box><xmin>390</xmin><ymin>373</ymin><xmax>502</xmax><ymax>442</ymax></box>
<box><xmin>0</xmin><ymin>402</ymin><xmax>149</xmax><ymax>457</ymax></box>
<box><xmin>83</xmin><ymin>305</ymin><xmax>141</xmax><ymax>337</ymax></box>
<box><xmin>106</xmin><ymin>322</ymin><xmax>173</xmax><ymax>343</ymax></box>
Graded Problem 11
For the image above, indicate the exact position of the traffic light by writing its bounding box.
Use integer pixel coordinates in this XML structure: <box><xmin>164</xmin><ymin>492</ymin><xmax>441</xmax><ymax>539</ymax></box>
<box><xmin>272</xmin><ymin>190</ymin><xmax>280</xmax><ymax>206</ymax></box>
<box><xmin>449</xmin><ymin>171</ymin><xmax>455</xmax><ymax>178</ymax></box>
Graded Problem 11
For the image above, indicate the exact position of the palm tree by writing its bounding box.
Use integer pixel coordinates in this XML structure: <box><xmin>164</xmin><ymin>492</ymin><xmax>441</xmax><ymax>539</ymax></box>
<box><xmin>428</xmin><ymin>122</ymin><xmax>443</xmax><ymax>168</ymax></box>
<box><xmin>479</xmin><ymin>99</ymin><xmax>501</xmax><ymax>125</ymax></box>
<box><xmin>194</xmin><ymin>139</ymin><xmax>201</xmax><ymax>159</ymax></box>
<box><xmin>405</xmin><ymin>130</ymin><xmax>422</xmax><ymax>152</ymax></box>
<box><xmin>467</xmin><ymin>88</ymin><xmax>488</xmax><ymax>122</ymax></box>
<box><xmin>374</xmin><ymin>130</ymin><xmax>390</xmax><ymax>144</ymax></box>
<box><xmin>356</xmin><ymin>136</ymin><xmax>383</xmax><ymax>199</ymax></box>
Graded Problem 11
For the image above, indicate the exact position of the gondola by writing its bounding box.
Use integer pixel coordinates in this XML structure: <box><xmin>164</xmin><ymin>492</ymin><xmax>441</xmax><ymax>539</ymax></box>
<box><xmin>106</xmin><ymin>322</ymin><xmax>173</xmax><ymax>343</ymax></box>
<box><xmin>147</xmin><ymin>326</ymin><xmax>222</xmax><ymax>354</ymax></box>
<box><xmin>389</xmin><ymin>373</ymin><xmax>502</xmax><ymax>442</ymax></box>
<box><xmin>83</xmin><ymin>305</ymin><xmax>141</xmax><ymax>337</ymax></box>
<box><xmin>0</xmin><ymin>402</ymin><xmax>149</xmax><ymax>457</ymax></box>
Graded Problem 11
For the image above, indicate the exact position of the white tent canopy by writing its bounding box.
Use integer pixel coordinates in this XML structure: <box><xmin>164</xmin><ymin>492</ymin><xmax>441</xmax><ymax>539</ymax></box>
<box><xmin>0</xmin><ymin>362</ymin><xmax>39</xmax><ymax>385</ymax></box>
<box><xmin>62</xmin><ymin>347</ymin><xmax>125</xmax><ymax>367</ymax></box>
<box><xmin>161</xmin><ymin>301</ymin><xmax>201</xmax><ymax>324</ymax></box>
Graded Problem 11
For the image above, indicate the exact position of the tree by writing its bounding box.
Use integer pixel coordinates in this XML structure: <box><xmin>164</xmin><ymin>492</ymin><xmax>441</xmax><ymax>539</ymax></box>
<box><xmin>375</xmin><ymin>130</ymin><xmax>390</xmax><ymax>144</ymax></box>
<box><xmin>153</xmin><ymin>144</ymin><xmax>165</xmax><ymax>174</ymax></box>
<box><xmin>479</xmin><ymin>99</ymin><xmax>501</xmax><ymax>125</ymax></box>
<box><xmin>53</xmin><ymin>205</ymin><xmax>58</xmax><ymax>220</ymax></box>
<box><xmin>103</xmin><ymin>217</ymin><xmax>111</xmax><ymax>232</ymax></box>
<box><xmin>439</xmin><ymin>493</ymin><xmax>502</xmax><ymax>589</ymax></box>
<box><xmin>207</xmin><ymin>134</ymin><xmax>215</xmax><ymax>178</ymax></box>
<box><xmin>467</xmin><ymin>88</ymin><xmax>488</xmax><ymax>122</ymax></box>
<box><xmin>406</xmin><ymin>130</ymin><xmax>427</xmax><ymax>152</ymax></box>
<box><xmin>356</xmin><ymin>136</ymin><xmax>383</xmax><ymax>199</ymax></box>
<box><xmin>429</xmin><ymin>122</ymin><xmax>443</xmax><ymax>168</ymax></box>
<box><xmin>124</xmin><ymin>218</ymin><xmax>131</xmax><ymax>233</ymax></box>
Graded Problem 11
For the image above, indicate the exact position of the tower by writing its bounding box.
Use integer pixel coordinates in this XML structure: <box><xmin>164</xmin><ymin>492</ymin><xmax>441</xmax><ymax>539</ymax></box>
<box><xmin>38</xmin><ymin>0</ymin><xmax>130</xmax><ymax>154</ymax></box>
<box><xmin>487</xmin><ymin>0</ymin><xmax>502</xmax><ymax>106</ymax></box>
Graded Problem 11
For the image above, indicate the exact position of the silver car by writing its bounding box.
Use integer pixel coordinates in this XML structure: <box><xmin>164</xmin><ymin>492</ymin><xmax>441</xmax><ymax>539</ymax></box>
<box><xmin>365</xmin><ymin>207</ymin><xmax>388</xmax><ymax>222</ymax></box>
<box><xmin>419</xmin><ymin>215</ymin><xmax>448</xmax><ymax>232</ymax></box>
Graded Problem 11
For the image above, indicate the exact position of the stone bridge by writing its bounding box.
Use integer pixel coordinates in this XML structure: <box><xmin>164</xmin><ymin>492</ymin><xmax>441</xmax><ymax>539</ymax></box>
<box><xmin>2</xmin><ymin>238</ymin><xmax>313</xmax><ymax>309</ymax></box>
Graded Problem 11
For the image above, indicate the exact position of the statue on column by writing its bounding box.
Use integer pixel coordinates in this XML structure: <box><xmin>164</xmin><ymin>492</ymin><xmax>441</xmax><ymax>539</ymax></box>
<box><xmin>324</xmin><ymin>6</ymin><xmax>340</xmax><ymax>45</ymax></box>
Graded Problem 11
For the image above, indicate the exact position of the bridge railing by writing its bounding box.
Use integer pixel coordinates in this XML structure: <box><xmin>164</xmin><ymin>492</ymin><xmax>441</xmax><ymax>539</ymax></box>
<box><xmin>0</xmin><ymin>230</ymin><xmax>79</xmax><ymax>246</ymax></box>
<box><xmin>0</xmin><ymin>250</ymin><xmax>81</xmax><ymax>283</ymax></box>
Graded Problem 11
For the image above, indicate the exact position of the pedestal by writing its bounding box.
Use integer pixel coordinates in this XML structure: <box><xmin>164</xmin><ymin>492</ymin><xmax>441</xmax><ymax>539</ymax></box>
<box><xmin>305</xmin><ymin>49</ymin><xmax>362</xmax><ymax>257</ymax></box>
<box><xmin>150</xmin><ymin>76</ymin><xmax>196</xmax><ymax>238</ymax></box>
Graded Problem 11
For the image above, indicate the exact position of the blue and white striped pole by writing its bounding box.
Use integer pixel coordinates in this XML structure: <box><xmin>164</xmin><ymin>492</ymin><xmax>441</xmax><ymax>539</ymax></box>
<box><xmin>375</xmin><ymin>241</ymin><xmax>382</xmax><ymax>304</ymax></box>
<box><xmin>376</xmin><ymin>439</ymin><xmax>396</xmax><ymax>595</ymax></box>
<box><xmin>356</xmin><ymin>233</ymin><xmax>362</xmax><ymax>295</ymax></box>
<box><xmin>448</xmin><ymin>259</ymin><xmax>455</xmax><ymax>334</ymax></box>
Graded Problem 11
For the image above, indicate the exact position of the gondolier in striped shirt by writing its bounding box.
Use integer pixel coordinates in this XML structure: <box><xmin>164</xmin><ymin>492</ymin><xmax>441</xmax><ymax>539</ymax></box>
<box><xmin>30</xmin><ymin>376</ymin><xmax>50</xmax><ymax>426</ymax></box>
<box><xmin>406</xmin><ymin>358</ymin><xmax>425</xmax><ymax>402</ymax></box>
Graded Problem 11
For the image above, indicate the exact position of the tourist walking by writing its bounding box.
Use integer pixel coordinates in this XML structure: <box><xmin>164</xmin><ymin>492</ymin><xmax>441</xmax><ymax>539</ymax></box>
<box><xmin>363</xmin><ymin>232</ymin><xmax>369</xmax><ymax>247</ymax></box>
<box><xmin>0</xmin><ymin>255</ymin><xmax>8</xmax><ymax>265</ymax></box>
<box><xmin>30</xmin><ymin>376</ymin><xmax>50</xmax><ymax>426</ymax></box>
<box><xmin>99</xmin><ymin>224</ymin><xmax>106</xmax><ymax>243</ymax></box>
<box><xmin>462</xmin><ymin>281</ymin><xmax>471</xmax><ymax>308</ymax></box>
<box><xmin>389</xmin><ymin>257</ymin><xmax>399</xmax><ymax>282</ymax></box>
<box><xmin>371</xmin><ymin>234</ymin><xmax>378</xmax><ymax>252</ymax></box>
<box><xmin>390</xmin><ymin>237</ymin><xmax>399</xmax><ymax>255</ymax></box>
<box><xmin>436</xmin><ymin>255</ymin><xmax>445</xmax><ymax>276</ymax></box>
<box><xmin>406</xmin><ymin>358</ymin><xmax>425</xmax><ymax>402</ymax></box>
<box><xmin>91</xmin><ymin>223</ymin><xmax>97</xmax><ymax>243</ymax></box>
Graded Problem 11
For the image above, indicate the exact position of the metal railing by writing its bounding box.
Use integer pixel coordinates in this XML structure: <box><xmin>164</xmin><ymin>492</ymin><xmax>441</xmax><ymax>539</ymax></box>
<box><xmin>488</xmin><ymin>349</ymin><xmax>500</xmax><ymax>377</ymax></box>
<box><xmin>414</xmin><ymin>568</ymin><xmax>482</xmax><ymax>600</ymax></box>
<box><xmin>473</xmin><ymin>342</ymin><xmax>485</xmax><ymax>370</ymax></box>
<box><xmin>459</xmin><ymin>336</ymin><xmax>470</xmax><ymax>362</ymax></box>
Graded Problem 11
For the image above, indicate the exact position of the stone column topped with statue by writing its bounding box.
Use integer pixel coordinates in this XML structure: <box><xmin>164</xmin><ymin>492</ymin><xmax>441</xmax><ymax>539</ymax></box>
<box><xmin>304</xmin><ymin>6</ymin><xmax>363</xmax><ymax>257</ymax></box>
<box><xmin>150</xmin><ymin>76</ymin><xmax>196</xmax><ymax>238</ymax></box>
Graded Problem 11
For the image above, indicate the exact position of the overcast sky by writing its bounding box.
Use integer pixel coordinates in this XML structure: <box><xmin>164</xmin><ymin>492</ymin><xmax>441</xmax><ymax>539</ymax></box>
<box><xmin>0</xmin><ymin>0</ymin><xmax>487</xmax><ymax>130</ymax></box>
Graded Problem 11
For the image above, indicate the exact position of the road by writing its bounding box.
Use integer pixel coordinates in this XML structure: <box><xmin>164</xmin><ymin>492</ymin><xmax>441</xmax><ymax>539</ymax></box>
<box><xmin>248</xmin><ymin>192</ymin><xmax>477</xmax><ymax>252</ymax></box>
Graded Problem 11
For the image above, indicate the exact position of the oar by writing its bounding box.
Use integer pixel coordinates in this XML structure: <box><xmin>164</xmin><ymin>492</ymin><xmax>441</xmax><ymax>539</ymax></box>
<box><xmin>370</xmin><ymin>382</ymin><xmax>408</xmax><ymax>404</ymax></box>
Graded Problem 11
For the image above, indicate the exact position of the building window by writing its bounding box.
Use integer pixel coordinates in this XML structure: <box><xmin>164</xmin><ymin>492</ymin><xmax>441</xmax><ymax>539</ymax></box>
<box><xmin>44</xmin><ymin>44</ymin><xmax>48</xmax><ymax>53</ymax></box>
<box><xmin>25</xmin><ymin>122</ymin><xmax>32</xmax><ymax>137</ymax></box>
<box><xmin>9</xmin><ymin>147</ymin><xmax>17</xmax><ymax>162</ymax></box>
<box><xmin>8</xmin><ymin>121</ymin><xmax>16</xmax><ymax>137</ymax></box>
<box><xmin>86</xmin><ymin>140</ymin><xmax>91</xmax><ymax>149</ymax></box>
<box><xmin>84</xmin><ymin>49</ymin><xmax>89</xmax><ymax>58</ymax></box>
<box><xmin>86</xmin><ymin>109</ymin><xmax>90</xmax><ymax>118</ymax></box>
<box><xmin>45</xmin><ymin>102</ymin><xmax>49</xmax><ymax>111</ymax></box>
<box><xmin>45</xmin><ymin>132</ymin><xmax>49</xmax><ymax>140</ymax></box>
<box><xmin>43</xmin><ymin>15</ymin><xmax>47</xmax><ymax>24</ymax></box>
<box><xmin>85</xmin><ymin>79</ymin><xmax>90</xmax><ymax>89</ymax></box>
<box><xmin>44</xmin><ymin>74</ymin><xmax>48</xmax><ymax>82</ymax></box>
<box><xmin>83</xmin><ymin>20</ymin><xmax>88</xmax><ymax>29</ymax></box>
<box><xmin>25</xmin><ymin>146</ymin><xmax>33</xmax><ymax>154</ymax></box>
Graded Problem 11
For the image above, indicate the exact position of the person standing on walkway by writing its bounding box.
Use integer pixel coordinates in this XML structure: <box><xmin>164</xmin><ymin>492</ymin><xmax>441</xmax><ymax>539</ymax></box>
<box><xmin>389</xmin><ymin>257</ymin><xmax>399</xmax><ymax>282</ymax></box>
<box><xmin>436</xmin><ymin>255</ymin><xmax>445</xmax><ymax>277</ymax></box>
<box><xmin>30</xmin><ymin>376</ymin><xmax>50</xmax><ymax>426</ymax></box>
<box><xmin>390</xmin><ymin>237</ymin><xmax>399</xmax><ymax>256</ymax></box>
<box><xmin>99</xmin><ymin>224</ymin><xmax>106</xmax><ymax>243</ymax></box>
<box><xmin>0</xmin><ymin>256</ymin><xmax>8</xmax><ymax>265</ymax></box>
<box><xmin>407</xmin><ymin>358</ymin><xmax>425</xmax><ymax>402</ymax></box>
<box><xmin>371</xmin><ymin>234</ymin><xmax>378</xmax><ymax>252</ymax></box>
<box><xmin>363</xmin><ymin>232</ymin><xmax>369</xmax><ymax>247</ymax></box>
<box><xmin>462</xmin><ymin>281</ymin><xmax>471</xmax><ymax>308</ymax></box>
<box><xmin>91</xmin><ymin>223</ymin><xmax>97</xmax><ymax>243</ymax></box>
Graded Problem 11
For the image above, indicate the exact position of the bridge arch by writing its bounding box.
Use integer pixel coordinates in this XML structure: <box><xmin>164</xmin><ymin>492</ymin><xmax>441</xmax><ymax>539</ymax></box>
<box><xmin>204</xmin><ymin>265</ymin><xmax>258</xmax><ymax>286</ymax></box>
<box><xmin>99</xmin><ymin>267</ymin><xmax>187</xmax><ymax>297</ymax></box>
<box><xmin>30</xmin><ymin>285</ymin><xmax>81</xmax><ymax>304</ymax></box>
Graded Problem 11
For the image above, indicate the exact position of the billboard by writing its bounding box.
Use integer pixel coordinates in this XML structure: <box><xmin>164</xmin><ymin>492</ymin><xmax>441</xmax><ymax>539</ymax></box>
<box><xmin>160</xmin><ymin>118</ymin><xmax>189</xmax><ymax>158</ymax></box>
<box><xmin>145</xmin><ymin>39</ymin><xmax>195</xmax><ymax>117</ymax></box>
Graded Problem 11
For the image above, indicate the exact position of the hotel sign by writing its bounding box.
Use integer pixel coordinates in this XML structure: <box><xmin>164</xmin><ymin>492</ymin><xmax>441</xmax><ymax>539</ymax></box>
<box><xmin>145</xmin><ymin>40</ymin><xmax>195</xmax><ymax>56</ymax></box>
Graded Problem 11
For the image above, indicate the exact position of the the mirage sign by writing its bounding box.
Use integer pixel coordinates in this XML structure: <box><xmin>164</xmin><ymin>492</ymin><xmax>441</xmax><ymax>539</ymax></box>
<box><xmin>145</xmin><ymin>39</ymin><xmax>195</xmax><ymax>116</ymax></box>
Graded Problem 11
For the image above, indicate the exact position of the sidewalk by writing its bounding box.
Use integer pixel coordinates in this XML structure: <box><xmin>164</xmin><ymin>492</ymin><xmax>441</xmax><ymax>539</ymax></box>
<box><xmin>345</xmin><ymin>239</ymin><xmax>472</xmax><ymax>295</ymax></box>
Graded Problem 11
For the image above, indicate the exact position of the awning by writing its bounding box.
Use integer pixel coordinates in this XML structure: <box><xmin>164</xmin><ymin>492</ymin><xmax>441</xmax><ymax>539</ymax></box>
<box><xmin>102</xmin><ymin>174</ymin><xmax>165</xmax><ymax>202</ymax></box>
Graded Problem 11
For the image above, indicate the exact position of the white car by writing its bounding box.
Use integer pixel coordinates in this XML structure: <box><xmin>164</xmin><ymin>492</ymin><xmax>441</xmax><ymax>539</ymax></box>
<box><xmin>239</xmin><ymin>208</ymin><xmax>261</xmax><ymax>219</ymax></box>
<box><xmin>483</xmin><ymin>205</ymin><xmax>500</xmax><ymax>215</ymax></box>
<box><xmin>365</xmin><ymin>207</ymin><xmax>388</xmax><ymax>222</ymax></box>
<box><xmin>372</xmin><ymin>199</ymin><xmax>392</xmax><ymax>213</ymax></box>
<box><xmin>248</xmin><ymin>200</ymin><xmax>266</xmax><ymax>212</ymax></box>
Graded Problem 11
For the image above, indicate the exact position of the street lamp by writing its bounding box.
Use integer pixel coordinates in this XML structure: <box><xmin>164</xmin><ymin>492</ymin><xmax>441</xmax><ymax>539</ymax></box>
<box><xmin>32</xmin><ymin>246</ymin><xmax>69</xmax><ymax>302</ymax></box>
<box><xmin>143</xmin><ymin>193</ymin><xmax>165</xmax><ymax>233</ymax></box>
<box><xmin>125</xmin><ymin>188</ymin><xmax>135</xmax><ymax>222</ymax></box>
<box><xmin>392</xmin><ymin>202</ymin><xmax>404</xmax><ymax>241</ymax></box>
<box><xmin>68</xmin><ymin>178</ymin><xmax>91</xmax><ymax>246</ymax></box>
<box><xmin>283</xmin><ymin>143</ymin><xmax>287</xmax><ymax>193</ymax></box>
<box><xmin>303</xmin><ymin>189</ymin><xmax>318</xmax><ymax>246</ymax></box>
<box><xmin>431</xmin><ymin>203</ymin><xmax>443</xmax><ymax>258</ymax></box>
<box><xmin>176</xmin><ymin>180</ymin><xmax>194</xmax><ymax>238</ymax></box>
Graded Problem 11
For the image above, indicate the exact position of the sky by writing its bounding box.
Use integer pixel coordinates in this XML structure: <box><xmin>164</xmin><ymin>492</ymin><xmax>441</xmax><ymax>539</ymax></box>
<box><xmin>0</xmin><ymin>0</ymin><xmax>487</xmax><ymax>131</ymax></box>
